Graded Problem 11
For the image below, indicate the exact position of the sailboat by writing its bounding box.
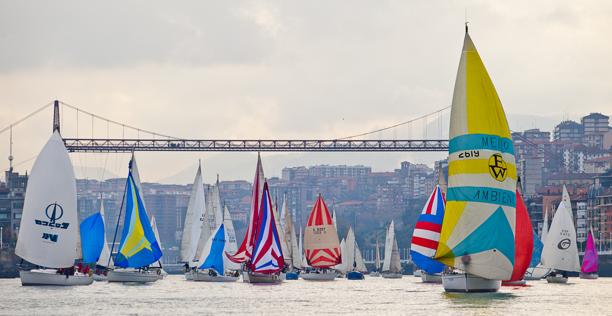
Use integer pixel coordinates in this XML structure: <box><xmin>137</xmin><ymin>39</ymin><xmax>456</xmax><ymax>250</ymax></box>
<box><xmin>525</xmin><ymin>210</ymin><xmax>552</xmax><ymax>280</ymax></box>
<box><xmin>282</xmin><ymin>196</ymin><xmax>302</xmax><ymax>280</ymax></box>
<box><xmin>370</xmin><ymin>239</ymin><xmax>382</xmax><ymax>277</ymax></box>
<box><xmin>580</xmin><ymin>227</ymin><xmax>599</xmax><ymax>279</ymax></box>
<box><xmin>191</xmin><ymin>221</ymin><xmax>240</xmax><ymax>282</ymax></box>
<box><xmin>273</xmin><ymin>197</ymin><xmax>290</xmax><ymax>279</ymax></box>
<box><xmin>541</xmin><ymin>185</ymin><xmax>580</xmax><ymax>283</ymax></box>
<box><xmin>181</xmin><ymin>163</ymin><xmax>206</xmax><ymax>280</ymax></box>
<box><xmin>16</xmin><ymin>132</ymin><xmax>93</xmax><ymax>286</ymax></box>
<box><xmin>302</xmin><ymin>195</ymin><xmax>342</xmax><ymax>281</ymax></box>
<box><xmin>502</xmin><ymin>189</ymin><xmax>533</xmax><ymax>286</ymax></box>
<box><xmin>107</xmin><ymin>156</ymin><xmax>163</xmax><ymax>283</ymax></box>
<box><xmin>382</xmin><ymin>220</ymin><xmax>402</xmax><ymax>279</ymax></box>
<box><xmin>433</xmin><ymin>27</ymin><xmax>518</xmax><ymax>293</ymax></box>
<box><xmin>411</xmin><ymin>185</ymin><xmax>445</xmax><ymax>283</ymax></box>
<box><xmin>334</xmin><ymin>238</ymin><xmax>346</xmax><ymax>277</ymax></box>
<box><xmin>345</xmin><ymin>227</ymin><xmax>365</xmax><ymax>280</ymax></box>
<box><xmin>80</xmin><ymin>199</ymin><xmax>113</xmax><ymax>281</ymax></box>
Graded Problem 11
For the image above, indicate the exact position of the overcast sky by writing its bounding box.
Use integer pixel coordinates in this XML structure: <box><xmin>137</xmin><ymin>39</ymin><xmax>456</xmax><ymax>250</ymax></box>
<box><xmin>1</xmin><ymin>1</ymin><xmax>611</xmax><ymax>183</ymax></box>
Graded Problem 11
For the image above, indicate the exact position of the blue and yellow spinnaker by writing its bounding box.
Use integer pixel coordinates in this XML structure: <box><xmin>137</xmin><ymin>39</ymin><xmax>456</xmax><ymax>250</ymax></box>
<box><xmin>434</xmin><ymin>30</ymin><xmax>516</xmax><ymax>280</ymax></box>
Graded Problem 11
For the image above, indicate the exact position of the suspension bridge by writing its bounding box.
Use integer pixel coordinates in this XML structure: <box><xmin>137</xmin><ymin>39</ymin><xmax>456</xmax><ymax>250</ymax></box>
<box><xmin>2</xmin><ymin>100</ymin><xmax>451</xmax><ymax>155</ymax></box>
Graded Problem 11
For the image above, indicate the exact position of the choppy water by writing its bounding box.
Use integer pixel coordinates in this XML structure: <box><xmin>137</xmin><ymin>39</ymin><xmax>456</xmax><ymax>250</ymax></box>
<box><xmin>0</xmin><ymin>275</ymin><xmax>610</xmax><ymax>315</ymax></box>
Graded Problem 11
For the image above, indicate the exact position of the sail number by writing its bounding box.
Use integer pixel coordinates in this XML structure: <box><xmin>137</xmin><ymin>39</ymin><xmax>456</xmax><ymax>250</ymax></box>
<box><xmin>458</xmin><ymin>150</ymin><xmax>480</xmax><ymax>158</ymax></box>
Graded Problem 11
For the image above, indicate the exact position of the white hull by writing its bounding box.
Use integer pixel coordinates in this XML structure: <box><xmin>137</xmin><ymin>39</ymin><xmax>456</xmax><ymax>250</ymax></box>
<box><xmin>413</xmin><ymin>269</ymin><xmax>422</xmax><ymax>277</ymax></box>
<box><xmin>93</xmin><ymin>274</ymin><xmax>108</xmax><ymax>282</ymax></box>
<box><xmin>381</xmin><ymin>272</ymin><xmax>403</xmax><ymax>279</ymax></box>
<box><xmin>524</xmin><ymin>266</ymin><xmax>552</xmax><ymax>280</ymax></box>
<box><xmin>369</xmin><ymin>272</ymin><xmax>381</xmax><ymax>277</ymax></box>
<box><xmin>420</xmin><ymin>272</ymin><xmax>442</xmax><ymax>283</ymax></box>
<box><xmin>185</xmin><ymin>271</ymin><xmax>194</xmax><ymax>280</ymax></box>
<box><xmin>192</xmin><ymin>272</ymin><xmax>239</xmax><ymax>282</ymax></box>
<box><xmin>20</xmin><ymin>270</ymin><xmax>93</xmax><ymax>286</ymax></box>
<box><xmin>301</xmin><ymin>271</ymin><xmax>337</xmax><ymax>281</ymax></box>
<box><xmin>579</xmin><ymin>273</ymin><xmax>598</xmax><ymax>280</ymax></box>
<box><xmin>107</xmin><ymin>269</ymin><xmax>160</xmax><ymax>283</ymax></box>
<box><xmin>243</xmin><ymin>272</ymin><xmax>282</xmax><ymax>284</ymax></box>
<box><xmin>442</xmin><ymin>273</ymin><xmax>501</xmax><ymax>293</ymax></box>
<box><xmin>546</xmin><ymin>275</ymin><xmax>568</xmax><ymax>284</ymax></box>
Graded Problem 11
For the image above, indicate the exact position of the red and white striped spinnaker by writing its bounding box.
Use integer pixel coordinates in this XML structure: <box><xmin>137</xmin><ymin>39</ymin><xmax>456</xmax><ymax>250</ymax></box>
<box><xmin>226</xmin><ymin>154</ymin><xmax>264</xmax><ymax>263</ymax></box>
<box><xmin>304</xmin><ymin>195</ymin><xmax>341</xmax><ymax>268</ymax></box>
<box><xmin>249</xmin><ymin>182</ymin><xmax>284</xmax><ymax>273</ymax></box>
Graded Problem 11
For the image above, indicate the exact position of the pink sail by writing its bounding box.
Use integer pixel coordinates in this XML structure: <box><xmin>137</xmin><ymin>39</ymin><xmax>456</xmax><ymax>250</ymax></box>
<box><xmin>581</xmin><ymin>229</ymin><xmax>598</xmax><ymax>274</ymax></box>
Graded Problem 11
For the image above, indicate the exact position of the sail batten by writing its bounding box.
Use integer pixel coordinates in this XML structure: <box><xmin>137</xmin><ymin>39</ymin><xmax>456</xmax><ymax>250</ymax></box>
<box><xmin>434</xmin><ymin>32</ymin><xmax>517</xmax><ymax>280</ymax></box>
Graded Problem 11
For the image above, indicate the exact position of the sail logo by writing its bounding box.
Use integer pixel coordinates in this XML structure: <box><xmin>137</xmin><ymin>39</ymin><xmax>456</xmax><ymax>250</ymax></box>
<box><xmin>557</xmin><ymin>238</ymin><xmax>571</xmax><ymax>250</ymax></box>
<box><xmin>35</xmin><ymin>203</ymin><xmax>70</xmax><ymax>229</ymax></box>
<box><xmin>42</xmin><ymin>233</ymin><xmax>59</xmax><ymax>242</ymax></box>
<box><xmin>488</xmin><ymin>154</ymin><xmax>507</xmax><ymax>182</ymax></box>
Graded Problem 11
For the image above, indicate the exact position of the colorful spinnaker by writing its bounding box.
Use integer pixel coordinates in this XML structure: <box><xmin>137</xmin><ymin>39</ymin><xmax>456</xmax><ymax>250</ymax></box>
<box><xmin>434</xmin><ymin>30</ymin><xmax>517</xmax><ymax>281</ymax></box>
<box><xmin>304</xmin><ymin>195</ymin><xmax>342</xmax><ymax>268</ymax></box>
<box><xmin>227</xmin><ymin>154</ymin><xmax>264</xmax><ymax>263</ymax></box>
<box><xmin>114</xmin><ymin>159</ymin><xmax>163</xmax><ymax>268</ymax></box>
<box><xmin>80</xmin><ymin>212</ymin><xmax>106</xmax><ymax>264</ymax></box>
<box><xmin>410</xmin><ymin>185</ymin><xmax>446</xmax><ymax>274</ymax></box>
<box><xmin>249</xmin><ymin>182</ymin><xmax>284</xmax><ymax>273</ymax></box>
<box><xmin>199</xmin><ymin>224</ymin><xmax>228</xmax><ymax>275</ymax></box>
<box><xmin>505</xmin><ymin>190</ymin><xmax>533</xmax><ymax>282</ymax></box>
<box><xmin>581</xmin><ymin>228</ymin><xmax>598</xmax><ymax>275</ymax></box>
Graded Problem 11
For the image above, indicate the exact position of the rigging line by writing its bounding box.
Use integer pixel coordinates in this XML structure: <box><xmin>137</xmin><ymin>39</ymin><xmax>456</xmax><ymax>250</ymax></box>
<box><xmin>0</xmin><ymin>102</ymin><xmax>53</xmax><ymax>135</ymax></box>
<box><xmin>59</xmin><ymin>101</ymin><xmax>179</xmax><ymax>140</ymax></box>
<box><xmin>336</xmin><ymin>105</ymin><xmax>451</xmax><ymax>140</ymax></box>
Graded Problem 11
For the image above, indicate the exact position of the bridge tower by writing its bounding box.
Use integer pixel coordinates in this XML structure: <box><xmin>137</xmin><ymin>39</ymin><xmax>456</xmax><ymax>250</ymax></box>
<box><xmin>52</xmin><ymin>100</ymin><xmax>60</xmax><ymax>134</ymax></box>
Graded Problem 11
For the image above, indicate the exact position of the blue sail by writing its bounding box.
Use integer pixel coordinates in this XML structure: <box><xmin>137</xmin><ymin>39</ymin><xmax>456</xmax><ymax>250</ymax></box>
<box><xmin>80</xmin><ymin>212</ymin><xmax>105</xmax><ymax>264</ymax></box>
<box><xmin>115</xmin><ymin>171</ymin><xmax>163</xmax><ymax>268</ymax></box>
<box><xmin>529</xmin><ymin>229</ymin><xmax>543</xmax><ymax>268</ymax></box>
<box><xmin>199</xmin><ymin>224</ymin><xmax>226</xmax><ymax>274</ymax></box>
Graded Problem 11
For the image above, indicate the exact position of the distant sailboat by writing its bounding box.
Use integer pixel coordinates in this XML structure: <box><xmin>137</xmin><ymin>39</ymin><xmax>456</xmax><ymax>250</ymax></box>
<box><xmin>382</xmin><ymin>220</ymin><xmax>402</xmax><ymax>279</ymax></box>
<box><xmin>181</xmin><ymin>164</ymin><xmax>206</xmax><ymax>280</ymax></box>
<box><xmin>434</xmin><ymin>27</ymin><xmax>517</xmax><ymax>293</ymax></box>
<box><xmin>150</xmin><ymin>216</ymin><xmax>167</xmax><ymax>278</ymax></box>
<box><xmin>580</xmin><ymin>227</ymin><xmax>599</xmax><ymax>279</ymax></box>
<box><xmin>502</xmin><ymin>190</ymin><xmax>533</xmax><ymax>286</ymax></box>
<box><xmin>541</xmin><ymin>185</ymin><xmax>580</xmax><ymax>283</ymax></box>
<box><xmin>16</xmin><ymin>131</ymin><xmax>93</xmax><ymax>286</ymax></box>
<box><xmin>302</xmin><ymin>195</ymin><xmax>341</xmax><ymax>281</ymax></box>
<box><xmin>370</xmin><ymin>239</ymin><xmax>382</xmax><ymax>277</ymax></box>
<box><xmin>411</xmin><ymin>185</ymin><xmax>445</xmax><ymax>283</ymax></box>
<box><xmin>107</xmin><ymin>156</ymin><xmax>163</xmax><ymax>283</ymax></box>
<box><xmin>345</xmin><ymin>227</ymin><xmax>365</xmax><ymax>280</ymax></box>
<box><xmin>282</xmin><ymin>196</ymin><xmax>302</xmax><ymax>280</ymax></box>
<box><xmin>524</xmin><ymin>228</ymin><xmax>550</xmax><ymax>280</ymax></box>
<box><xmin>191</xmin><ymin>223</ymin><xmax>240</xmax><ymax>282</ymax></box>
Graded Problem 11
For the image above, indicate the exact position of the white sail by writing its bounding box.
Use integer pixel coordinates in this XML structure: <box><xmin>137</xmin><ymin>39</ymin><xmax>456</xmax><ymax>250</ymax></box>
<box><xmin>382</xmin><ymin>220</ymin><xmax>395</xmax><ymax>272</ymax></box>
<box><xmin>355</xmin><ymin>243</ymin><xmax>368</xmax><ymax>273</ymax></box>
<box><xmin>211</xmin><ymin>178</ymin><xmax>224</xmax><ymax>228</ymax></box>
<box><xmin>374</xmin><ymin>240</ymin><xmax>381</xmax><ymax>271</ymax></box>
<box><xmin>151</xmin><ymin>216</ymin><xmax>163</xmax><ymax>267</ymax></box>
<box><xmin>96</xmin><ymin>200</ymin><xmax>113</xmax><ymax>268</ymax></box>
<box><xmin>542</xmin><ymin>207</ymin><xmax>549</xmax><ymax>243</ymax></box>
<box><xmin>273</xmin><ymin>198</ymin><xmax>290</xmax><ymax>266</ymax></box>
<box><xmin>192</xmin><ymin>204</ymin><xmax>213</xmax><ymax>268</ymax></box>
<box><xmin>390</xmin><ymin>238</ymin><xmax>402</xmax><ymax>273</ymax></box>
<box><xmin>541</xmin><ymin>186</ymin><xmax>580</xmax><ymax>272</ymax></box>
<box><xmin>180</xmin><ymin>165</ymin><xmax>206</xmax><ymax>263</ymax></box>
<box><xmin>345</xmin><ymin>227</ymin><xmax>357</xmax><ymax>271</ymax></box>
<box><xmin>222</xmin><ymin>205</ymin><xmax>241</xmax><ymax>271</ymax></box>
<box><xmin>335</xmin><ymin>238</ymin><xmax>347</xmax><ymax>273</ymax></box>
<box><xmin>332</xmin><ymin>208</ymin><xmax>337</xmax><ymax>230</ymax></box>
<box><xmin>282</xmin><ymin>197</ymin><xmax>300</xmax><ymax>269</ymax></box>
<box><xmin>299</xmin><ymin>227</ymin><xmax>310</xmax><ymax>268</ymax></box>
<box><xmin>16</xmin><ymin>132</ymin><xmax>80</xmax><ymax>268</ymax></box>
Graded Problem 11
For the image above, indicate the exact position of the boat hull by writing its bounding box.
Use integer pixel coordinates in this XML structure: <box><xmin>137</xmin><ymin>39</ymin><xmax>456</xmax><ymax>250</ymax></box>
<box><xmin>285</xmin><ymin>271</ymin><xmax>299</xmax><ymax>280</ymax></box>
<box><xmin>524</xmin><ymin>266</ymin><xmax>552</xmax><ymax>280</ymax></box>
<box><xmin>346</xmin><ymin>271</ymin><xmax>365</xmax><ymax>280</ymax></box>
<box><xmin>107</xmin><ymin>270</ymin><xmax>160</xmax><ymax>283</ymax></box>
<box><xmin>369</xmin><ymin>271</ymin><xmax>381</xmax><ymax>277</ymax></box>
<box><xmin>420</xmin><ymin>272</ymin><xmax>442</xmax><ymax>283</ymax></box>
<box><xmin>192</xmin><ymin>272</ymin><xmax>239</xmax><ymax>282</ymax></box>
<box><xmin>502</xmin><ymin>279</ymin><xmax>527</xmax><ymax>286</ymax></box>
<box><xmin>546</xmin><ymin>275</ymin><xmax>568</xmax><ymax>284</ymax></box>
<box><xmin>382</xmin><ymin>272</ymin><xmax>403</xmax><ymax>279</ymax></box>
<box><xmin>301</xmin><ymin>271</ymin><xmax>336</xmax><ymax>281</ymax></box>
<box><xmin>413</xmin><ymin>269</ymin><xmax>422</xmax><ymax>277</ymax></box>
<box><xmin>442</xmin><ymin>273</ymin><xmax>501</xmax><ymax>293</ymax></box>
<box><xmin>243</xmin><ymin>272</ymin><xmax>282</xmax><ymax>284</ymax></box>
<box><xmin>579</xmin><ymin>273</ymin><xmax>598</xmax><ymax>280</ymax></box>
<box><xmin>92</xmin><ymin>274</ymin><xmax>108</xmax><ymax>282</ymax></box>
<box><xmin>20</xmin><ymin>270</ymin><xmax>93</xmax><ymax>286</ymax></box>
